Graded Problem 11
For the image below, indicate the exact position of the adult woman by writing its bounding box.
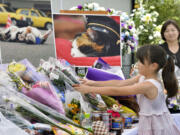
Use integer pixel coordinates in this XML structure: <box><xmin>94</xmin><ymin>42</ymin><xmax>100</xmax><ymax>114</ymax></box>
<box><xmin>160</xmin><ymin>20</ymin><xmax>180</xmax><ymax>86</ymax></box>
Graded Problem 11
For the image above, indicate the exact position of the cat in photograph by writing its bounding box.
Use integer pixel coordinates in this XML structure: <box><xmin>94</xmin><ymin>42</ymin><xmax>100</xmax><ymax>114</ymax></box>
<box><xmin>71</xmin><ymin>16</ymin><xmax>120</xmax><ymax>57</ymax></box>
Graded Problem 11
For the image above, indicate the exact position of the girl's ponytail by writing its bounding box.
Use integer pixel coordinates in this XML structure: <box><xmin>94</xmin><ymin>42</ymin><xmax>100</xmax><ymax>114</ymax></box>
<box><xmin>162</xmin><ymin>56</ymin><xmax>178</xmax><ymax>98</ymax></box>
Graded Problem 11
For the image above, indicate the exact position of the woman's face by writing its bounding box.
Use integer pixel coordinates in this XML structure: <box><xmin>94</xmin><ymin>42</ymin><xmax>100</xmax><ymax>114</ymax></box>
<box><xmin>164</xmin><ymin>24</ymin><xmax>179</xmax><ymax>42</ymax></box>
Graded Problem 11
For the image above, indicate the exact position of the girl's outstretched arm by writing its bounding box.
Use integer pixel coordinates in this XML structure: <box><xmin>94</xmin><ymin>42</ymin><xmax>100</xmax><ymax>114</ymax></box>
<box><xmin>81</xmin><ymin>74</ymin><xmax>141</xmax><ymax>87</ymax></box>
<box><xmin>73</xmin><ymin>80</ymin><xmax>157</xmax><ymax>99</ymax></box>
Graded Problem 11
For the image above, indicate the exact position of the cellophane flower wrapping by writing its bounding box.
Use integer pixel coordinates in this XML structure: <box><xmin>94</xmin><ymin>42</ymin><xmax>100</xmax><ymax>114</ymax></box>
<box><xmin>6</xmin><ymin>59</ymin><xmax>65</xmax><ymax>115</ymax></box>
<box><xmin>38</xmin><ymin>57</ymin><xmax>80</xmax><ymax>87</ymax></box>
<box><xmin>22</xmin><ymin>83</ymin><xmax>65</xmax><ymax>115</ymax></box>
<box><xmin>0</xmin><ymin>87</ymin><xmax>83</xmax><ymax>135</ymax></box>
<box><xmin>0</xmin><ymin>112</ymin><xmax>29</xmax><ymax>135</ymax></box>
<box><xmin>65</xmin><ymin>82</ymin><xmax>92</xmax><ymax>113</ymax></box>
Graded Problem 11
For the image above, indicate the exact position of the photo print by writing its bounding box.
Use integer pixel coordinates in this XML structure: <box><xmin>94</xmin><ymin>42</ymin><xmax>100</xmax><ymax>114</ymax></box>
<box><xmin>53</xmin><ymin>14</ymin><xmax>121</xmax><ymax>66</ymax></box>
<box><xmin>0</xmin><ymin>0</ymin><xmax>55</xmax><ymax>67</ymax></box>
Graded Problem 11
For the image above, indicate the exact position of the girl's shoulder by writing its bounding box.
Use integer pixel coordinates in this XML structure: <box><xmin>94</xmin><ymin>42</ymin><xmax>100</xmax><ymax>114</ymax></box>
<box><xmin>138</xmin><ymin>76</ymin><xmax>163</xmax><ymax>90</ymax></box>
<box><xmin>145</xmin><ymin>78</ymin><xmax>163</xmax><ymax>93</ymax></box>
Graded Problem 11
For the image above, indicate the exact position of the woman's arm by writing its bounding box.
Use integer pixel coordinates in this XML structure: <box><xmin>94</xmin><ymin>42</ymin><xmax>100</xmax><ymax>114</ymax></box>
<box><xmin>83</xmin><ymin>74</ymin><xmax>141</xmax><ymax>87</ymax></box>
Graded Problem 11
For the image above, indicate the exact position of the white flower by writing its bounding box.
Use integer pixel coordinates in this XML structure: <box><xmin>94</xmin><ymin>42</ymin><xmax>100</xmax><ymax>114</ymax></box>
<box><xmin>135</xmin><ymin>11</ymin><xmax>141</xmax><ymax>16</ymax></box>
<box><xmin>139</xmin><ymin>25</ymin><xmax>144</xmax><ymax>30</ymax></box>
<box><xmin>115</xmin><ymin>11</ymin><xmax>122</xmax><ymax>15</ymax></box>
<box><xmin>88</xmin><ymin>3</ymin><xmax>99</xmax><ymax>10</ymax></box>
<box><xmin>130</xmin><ymin>14</ymin><xmax>134</xmax><ymax>17</ymax></box>
<box><xmin>150</xmin><ymin>6</ymin><xmax>155</xmax><ymax>9</ymax></box>
<box><xmin>87</xmin><ymin>3</ymin><xmax>94</xmax><ymax>9</ymax></box>
<box><xmin>155</xmin><ymin>25</ymin><xmax>162</xmax><ymax>32</ymax></box>
<box><xmin>149</xmin><ymin>35</ymin><xmax>153</xmax><ymax>40</ymax></box>
<box><xmin>97</xmin><ymin>7</ymin><xmax>105</xmax><ymax>11</ymax></box>
<box><xmin>144</xmin><ymin>29</ymin><xmax>148</xmax><ymax>32</ymax></box>
<box><xmin>131</xmin><ymin>28</ymin><xmax>136</xmax><ymax>33</ymax></box>
<box><xmin>153</xmin><ymin>11</ymin><xmax>159</xmax><ymax>17</ymax></box>
<box><xmin>121</xmin><ymin>12</ymin><xmax>129</xmax><ymax>21</ymax></box>
<box><xmin>153</xmin><ymin>24</ymin><xmax>157</xmax><ymax>27</ymax></box>
<box><xmin>127</xmin><ymin>46</ymin><xmax>131</xmax><ymax>54</ymax></box>
<box><xmin>41</xmin><ymin>61</ymin><xmax>54</xmax><ymax>71</ymax></box>
<box><xmin>84</xmin><ymin>3</ymin><xmax>88</xmax><ymax>7</ymax></box>
<box><xmin>49</xmin><ymin>72</ymin><xmax>59</xmax><ymax>80</ymax></box>
<box><xmin>91</xmin><ymin>2</ymin><xmax>99</xmax><ymax>9</ymax></box>
<box><xmin>154</xmin><ymin>31</ymin><xmax>161</xmax><ymax>37</ymax></box>
<box><xmin>132</xmin><ymin>9</ymin><xmax>136</xmax><ymax>13</ymax></box>
<box><xmin>55</xmin><ymin>59</ymin><xmax>63</xmax><ymax>68</ymax></box>
<box><xmin>142</xmin><ymin>14</ymin><xmax>152</xmax><ymax>23</ymax></box>
<box><xmin>70</xmin><ymin>7</ymin><xmax>77</xmax><ymax>10</ymax></box>
<box><xmin>153</xmin><ymin>18</ymin><xmax>157</xmax><ymax>22</ymax></box>
<box><xmin>125</xmin><ymin>31</ymin><xmax>130</xmax><ymax>36</ymax></box>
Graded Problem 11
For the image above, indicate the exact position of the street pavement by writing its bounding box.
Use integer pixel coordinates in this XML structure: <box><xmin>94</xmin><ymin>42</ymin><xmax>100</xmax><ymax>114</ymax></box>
<box><xmin>0</xmin><ymin>27</ymin><xmax>56</xmax><ymax>67</ymax></box>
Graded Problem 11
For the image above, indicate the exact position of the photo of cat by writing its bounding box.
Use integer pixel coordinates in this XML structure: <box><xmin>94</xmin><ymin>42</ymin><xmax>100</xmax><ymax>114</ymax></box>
<box><xmin>53</xmin><ymin>14</ymin><xmax>121</xmax><ymax>66</ymax></box>
<box><xmin>71</xmin><ymin>15</ymin><xmax>120</xmax><ymax>57</ymax></box>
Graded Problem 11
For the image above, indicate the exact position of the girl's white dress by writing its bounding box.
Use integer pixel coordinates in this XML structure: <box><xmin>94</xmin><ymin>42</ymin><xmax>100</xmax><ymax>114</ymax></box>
<box><xmin>137</xmin><ymin>76</ymin><xmax>180</xmax><ymax>135</ymax></box>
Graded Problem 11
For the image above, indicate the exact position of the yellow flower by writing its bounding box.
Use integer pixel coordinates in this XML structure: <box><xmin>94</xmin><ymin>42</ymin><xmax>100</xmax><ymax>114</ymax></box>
<box><xmin>71</xmin><ymin>109</ymin><xmax>77</xmax><ymax>114</ymax></box>
<box><xmin>74</xmin><ymin>104</ymin><xmax>78</xmax><ymax>108</ymax></box>
<box><xmin>8</xmin><ymin>62</ymin><xmax>26</xmax><ymax>73</ymax></box>
<box><xmin>73</xmin><ymin>119</ymin><xmax>80</xmax><ymax>125</ymax></box>
<box><xmin>142</xmin><ymin>14</ymin><xmax>152</xmax><ymax>23</ymax></box>
<box><xmin>68</xmin><ymin>104</ymin><xmax>72</xmax><ymax>108</ymax></box>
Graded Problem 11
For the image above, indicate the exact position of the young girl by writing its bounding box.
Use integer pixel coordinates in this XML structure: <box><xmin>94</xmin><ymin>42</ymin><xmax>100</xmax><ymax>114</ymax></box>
<box><xmin>73</xmin><ymin>45</ymin><xmax>180</xmax><ymax>135</ymax></box>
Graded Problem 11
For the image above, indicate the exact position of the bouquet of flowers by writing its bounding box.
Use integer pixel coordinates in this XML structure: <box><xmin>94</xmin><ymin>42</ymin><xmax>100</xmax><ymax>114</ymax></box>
<box><xmin>0</xmin><ymin>87</ymin><xmax>92</xmax><ymax>134</ymax></box>
<box><xmin>66</xmin><ymin>98</ymin><xmax>81</xmax><ymax>124</ymax></box>
<box><xmin>131</xmin><ymin>4</ymin><xmax>163</xmax><ymax>46</ymax></box>
<box><xmin>7</xmin><ymin>61</ymin><xmax>65</xmax><ymax>115</ymax></box>
<box><xmin>121</xmin><ymin>12</ymin><xmax>138</xmax><ymax>55</ymax></box>
<box><xmin>0</xmin><ymin>70</ymin><xmax>17</xmax><ymax>90</ymax></box>
<box><xmin>167</xmin><ymin>95</ymin><xmax>180</xmax><ymax>112</ymax></box>
<box><xmin>38</xmin><ymin>58</ymin><xmax>79</xmax><ymax>88</ymax></box>
<box><xmin>0</xmin><ymin>90</ymin><xmax>75</xmax><ymax>135</ymax></box>
<box><xmin>7</xmin><ymin>61</ymin><xmax>31</xmax><ymax>91</ymax></box>
<box><xmin>84</xmin><ymin>93</ymin><xmax>107</xmax><ymax>111</ymax></box>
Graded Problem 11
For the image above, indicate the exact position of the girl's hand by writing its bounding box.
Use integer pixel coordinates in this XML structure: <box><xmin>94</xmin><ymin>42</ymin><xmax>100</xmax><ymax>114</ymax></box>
<box><xmin>79</xmin><ymin>78</ymin><xmax>95</xmax><ymax>86</ymax></box>
<box><xmin>73</xmin><ymin>84</ymin><xmax>92</xmax><ymax>93</ymax></box>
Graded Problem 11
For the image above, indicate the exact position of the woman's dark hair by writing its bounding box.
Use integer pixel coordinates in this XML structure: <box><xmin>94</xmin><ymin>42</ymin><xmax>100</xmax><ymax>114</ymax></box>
<box><xmin>161</xmin><ymin>19</ymin><xmax>180</xmax><ymax>41</ymax></box>
<box><xmin>136</xmin><ymin>45</ymin><xmax>178</xmax><ymax>98</ymax></box>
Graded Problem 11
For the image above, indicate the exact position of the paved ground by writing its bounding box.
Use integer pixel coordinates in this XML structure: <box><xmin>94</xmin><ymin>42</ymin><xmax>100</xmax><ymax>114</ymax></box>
<box><xmin>0</xmin><ymin>27</ymin><xmax>56</xmax><ymax>67</ymax></box>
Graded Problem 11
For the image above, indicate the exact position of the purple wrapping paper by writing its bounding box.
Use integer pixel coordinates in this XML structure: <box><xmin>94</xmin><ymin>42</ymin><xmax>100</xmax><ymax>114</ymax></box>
<box><xmin>93</xmin><ymin>58</ymin><xmax>111</xmax><ymax>70</ymax></box>
<box><xmin>86</xmin><ymin>67</ymin><xmax>134</xmax><ymax>98</ymax></box>
<box><xmin>86</xmin><ymin>67</ymin><xmax>124</xmax><ymax>81</ymax></box>
<box><xmin>22</xmin><ymin>85</ymin><xmax>65</xmax><ymax>115</ymax></box>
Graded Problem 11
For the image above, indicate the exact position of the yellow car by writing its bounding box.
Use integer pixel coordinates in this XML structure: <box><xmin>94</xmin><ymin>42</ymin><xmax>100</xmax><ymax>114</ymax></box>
<box><xmin>16</xmin><ymin>8</ymin><xmax>52</xmax><ymax>30</ymax></box>
<box><xmin>0</xmin><ymin>4</ymin><xmax>29</xmax><ymax>26</ymax></box>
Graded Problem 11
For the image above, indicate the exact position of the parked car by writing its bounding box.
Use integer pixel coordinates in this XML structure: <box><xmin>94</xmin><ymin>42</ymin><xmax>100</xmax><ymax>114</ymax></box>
<box><xmin>16</xmin><ymin>8</ymin><xmax>52</xmax><ymax>30</ymax></box>
<box><xmin>0</xmin><ymin>4</ymin><xmax>31</xmax><ymax>26</ymax></box>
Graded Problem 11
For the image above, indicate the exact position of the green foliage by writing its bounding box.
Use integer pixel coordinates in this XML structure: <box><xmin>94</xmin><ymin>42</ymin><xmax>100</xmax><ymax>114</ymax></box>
<box><xmin>143</xmin><ymin>0</ymin><xmax>180</xmax><ymax>26</ymax></box>
<box><xmin>131</xmin><ymin>5</ymin><xmax>163</xmax><ymax>46</ymax></box>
